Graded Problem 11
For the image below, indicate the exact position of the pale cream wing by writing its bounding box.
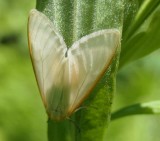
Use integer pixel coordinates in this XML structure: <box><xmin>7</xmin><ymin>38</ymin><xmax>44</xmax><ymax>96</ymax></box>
<box><xmin>28</xmin><ymin>9</ymin><xmax>69</xmax><ymax>119</ymax></box>
<box><xmin>67</xmin><ymin>29</ymin><xmax>120</xmax><ymax>114</ymax></box>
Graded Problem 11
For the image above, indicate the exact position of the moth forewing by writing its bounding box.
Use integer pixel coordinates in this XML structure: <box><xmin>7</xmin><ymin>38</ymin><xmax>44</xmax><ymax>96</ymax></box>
<box><xmin>28</xmin><ymin>11</ymin><xmax>48</xmax><ymax>108</ymax></box>
<box><xmin>46</xmin><ymin>58</ymin><xmax>71</xmax><ymax>120</ymax></box>
<box><xmin>28</xmin><ymin>9</ymin><xmax>120</xmax><ymax>121</ymax></box>
<box><xmin>28</xmin><ymin>9</ymin><xmax>68</xmax><ymax>119</ymax></box>
<box><xmin>66</xmin><ymin>30</ymin><xmax>120</xmax><ymax>115</ymax></box>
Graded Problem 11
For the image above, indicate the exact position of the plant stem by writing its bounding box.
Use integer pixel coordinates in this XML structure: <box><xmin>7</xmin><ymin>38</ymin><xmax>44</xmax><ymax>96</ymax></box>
<box><xmin>48</xmin><ymin>118</ymin><xmax>76</xmax><ymax>141</ymax></box>
<box><xmin>36</xmin><ymin>0</ymin><xmax>124</xmax><ymax>141</ymax></box>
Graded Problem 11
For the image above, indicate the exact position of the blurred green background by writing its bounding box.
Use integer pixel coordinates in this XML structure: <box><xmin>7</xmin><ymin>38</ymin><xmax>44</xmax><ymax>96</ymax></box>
<box><xmin>0</xmin><ymin>1</ymin><xmax>47</xmax><ymax>141</ymax></box>
<box><xmin>0</xmin><ymin>0</ymin><xmax>160</xmax><ymax>141</ymax></box>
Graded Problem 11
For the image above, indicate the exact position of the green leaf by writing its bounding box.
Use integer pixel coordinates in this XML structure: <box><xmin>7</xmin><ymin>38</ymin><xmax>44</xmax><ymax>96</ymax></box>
<box><xmin>35</xmin><ymin>0</ymin><xmax>124</xmax><ymax>141</ymax></box>
<box><xmin>120</xmin><ymin>0</ymin><xmax>160</xmax><ymax>68</ymax></box>
<box><xmin>122</xmin><ymin>0</ymin><xmax>140</xmax><ymax>35</ymax></box>
<box><xmin>111</xmin><ymin>101</ymin><xmax>160</xmax><ymax>120</ymax></box>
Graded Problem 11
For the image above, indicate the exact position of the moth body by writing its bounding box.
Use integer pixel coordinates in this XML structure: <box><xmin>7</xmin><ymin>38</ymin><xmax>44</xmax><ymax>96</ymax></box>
<box><xmin>28</xmin><ymin>9</ymin><xmax>120</xmax><ymax>121</ymax></box>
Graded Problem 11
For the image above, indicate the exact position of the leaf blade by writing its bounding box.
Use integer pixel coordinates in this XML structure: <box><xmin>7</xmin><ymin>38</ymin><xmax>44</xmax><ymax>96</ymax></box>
<box><xmin>111</xmin><ymin>101</ymin><xmax>160</xmax><ymax>121</ymax></box>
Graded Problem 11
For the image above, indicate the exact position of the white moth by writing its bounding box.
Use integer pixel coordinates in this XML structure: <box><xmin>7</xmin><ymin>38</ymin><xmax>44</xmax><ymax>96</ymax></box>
<box><xmin>28</xmin><ymin>9</ymin><xmax>120</xmax><ymax>121</ymax></box>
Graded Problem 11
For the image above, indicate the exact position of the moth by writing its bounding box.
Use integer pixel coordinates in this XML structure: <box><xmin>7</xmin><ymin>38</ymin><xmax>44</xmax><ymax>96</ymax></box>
<box><xmin>28</xmin><ymin>9</ymin><xmax>120</xmax><ymax>121</ymax></box>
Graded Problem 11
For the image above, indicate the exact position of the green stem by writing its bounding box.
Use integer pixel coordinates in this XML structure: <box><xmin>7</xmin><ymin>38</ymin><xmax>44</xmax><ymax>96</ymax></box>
<box><xmin>35</xmin><ymin>0</ymin><xmax>124</xmax><ymax>141</ymax></box>
<box><xmin>47</xmin><ymin>118</ymin><xmax>76</xmax><ymax>141</ymax></box>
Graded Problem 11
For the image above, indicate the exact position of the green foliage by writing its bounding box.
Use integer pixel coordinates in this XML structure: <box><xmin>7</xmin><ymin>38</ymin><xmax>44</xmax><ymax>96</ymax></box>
<box><xmin>120</xmin><ymin>0</ymin><xmax>160</xmax><ymax>67</ymax></box>
<box><xmin>112</xmin><ymin>101</ymin><xmax>160</xmax><ymax>120</ymax></box>
<box><xmin>107</xmin><ymin>53</ymin><xmax>160</xmax><ymax>141</ymax></box>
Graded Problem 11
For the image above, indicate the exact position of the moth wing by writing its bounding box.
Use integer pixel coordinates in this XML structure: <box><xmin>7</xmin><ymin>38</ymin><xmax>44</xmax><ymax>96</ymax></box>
<box><xmin>68</xmin><ymin>29</ymin><xmax>120</xmax><ymax>114</ymax></box>
<box><xmin>28</xmin><ymin>9</ymin><xmax>68</xmax><ymax>114</ymax></box>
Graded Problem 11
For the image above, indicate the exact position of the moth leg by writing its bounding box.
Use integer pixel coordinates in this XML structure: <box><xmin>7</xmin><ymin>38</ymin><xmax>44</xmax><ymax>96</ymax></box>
<box><xmin>66</xmin><ymin>117</ymin><xmax>81</xmax><ymax>133</ymax></box>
